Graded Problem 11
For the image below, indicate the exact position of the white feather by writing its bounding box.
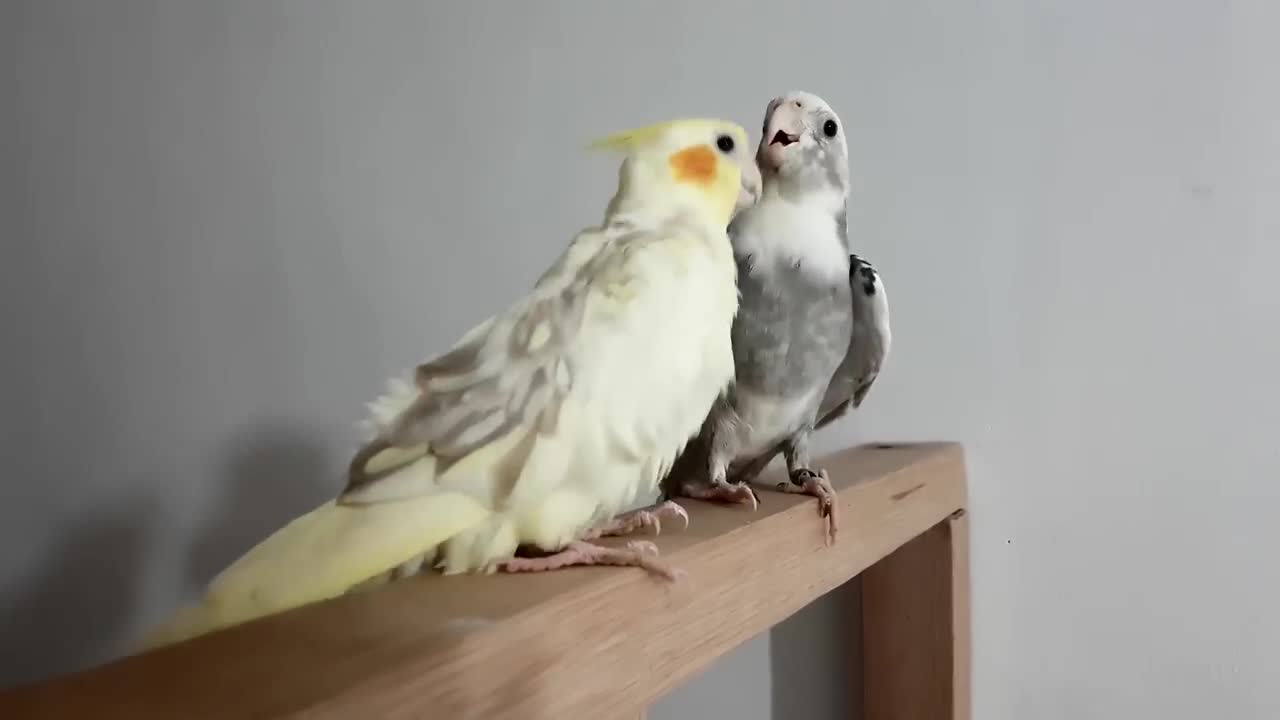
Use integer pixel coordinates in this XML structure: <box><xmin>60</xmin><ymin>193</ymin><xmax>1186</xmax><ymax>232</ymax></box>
<box><xmin>732</xmin><ymin>199</ymin><xmax>849</xmax><ymax>284</ymax></box>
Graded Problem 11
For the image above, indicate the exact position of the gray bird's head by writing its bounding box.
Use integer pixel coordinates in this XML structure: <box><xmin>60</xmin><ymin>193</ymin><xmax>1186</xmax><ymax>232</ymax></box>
<box><xmin>755</xmin><ymin>90</ymin><xmax>849</xmax><ymax>207</ymax></box>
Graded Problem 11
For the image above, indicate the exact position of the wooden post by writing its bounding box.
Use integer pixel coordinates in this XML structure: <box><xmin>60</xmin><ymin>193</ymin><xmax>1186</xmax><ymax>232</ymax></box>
<box><xmin>862</xmin><ymin>510</ymin><xmax>971</xmax><ymax>720</ymax></box>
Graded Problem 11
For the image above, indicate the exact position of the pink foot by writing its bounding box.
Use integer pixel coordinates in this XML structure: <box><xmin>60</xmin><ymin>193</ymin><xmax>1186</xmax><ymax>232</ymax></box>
<box><xmin>499</xmin><ymin>540</ymin><xmax>684</xmax><ymax>581</ymax></box>
<box><xmin>582</xmin><ymin>501</ymin><xmax>690</xmax><ymax>541</ymax></box>
<box><xmin>681</xmin><ymin>480</ymin><xmax>760</xmax><ymax>511</ymax></box>
<box><xmin>776</xmin><ymin>468</ymin><xmax>838</xmax><ymax>545</ymax></box>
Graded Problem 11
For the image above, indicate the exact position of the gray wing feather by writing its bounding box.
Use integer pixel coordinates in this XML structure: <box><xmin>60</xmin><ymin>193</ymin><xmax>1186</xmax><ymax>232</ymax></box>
<box><xmin>345</xmin><ymin>227</ymin><xmax>628</xmax><ymax>494</ymax></box>
<box><xmin>814</xmin><ymin>253</ymin><xmax>891</xmax><ymax>429</ymax></box>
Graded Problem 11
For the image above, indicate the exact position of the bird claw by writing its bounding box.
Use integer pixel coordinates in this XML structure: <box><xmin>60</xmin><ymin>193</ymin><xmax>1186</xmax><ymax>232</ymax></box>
<box><xmin>640</xmin><ymin>501</ymin><xmax>690</xmax><ymax>535</ymax></box>
<box><xmin>582</xmin><ymin>501</ymin><xmax>690</xmax><ymax>540</ymax></box>
<box><xmin>682</xmin><ymin>480</ymin><xmax>759</xmax><ymax>511</ymax></box>
<box><xmin>777</xmin><ymin>468</ymin><xmax>838</xmax><ymax>545</ymax></box>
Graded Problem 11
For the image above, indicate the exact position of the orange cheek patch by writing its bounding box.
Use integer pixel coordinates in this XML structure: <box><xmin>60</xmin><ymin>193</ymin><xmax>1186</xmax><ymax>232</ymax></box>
<box><xmin>669</xmin><ymin>145</ymin><xmax>718</xmax><ymax>187</ymax></box>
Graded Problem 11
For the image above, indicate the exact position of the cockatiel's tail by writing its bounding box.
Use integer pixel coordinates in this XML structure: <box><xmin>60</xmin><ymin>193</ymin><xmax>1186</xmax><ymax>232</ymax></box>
<box><xmin>137</xmin><ymin>493</ymin><xmax>487</xmax><ymax>650</ymax></box>
<box><xmin>140</xmin><ymin>117</ymin><xmax>758</xmax><ymax>650</ymax></box>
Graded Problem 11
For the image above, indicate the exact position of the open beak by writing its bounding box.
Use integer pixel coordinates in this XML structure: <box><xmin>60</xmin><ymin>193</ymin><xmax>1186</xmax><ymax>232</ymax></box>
<box><xmin>758</xmin><ymin>101</ymin><xmax>805</xmax><ymax>171</ymax></box>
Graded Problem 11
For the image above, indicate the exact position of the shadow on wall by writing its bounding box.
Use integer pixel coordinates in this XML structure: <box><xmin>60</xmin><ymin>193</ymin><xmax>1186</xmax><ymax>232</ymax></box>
<box><xmin>0</xmin><ymin>420</ymin><xmax>342</xmax><ymax>689</ymax></box>
<box><xmin>185</xmin><ymin>422</ymin><xmax>340</xmax><ymax>590</ymax></box>
<box><xmin>769</xmin><ymin>579</ymin><xmax>862</xmax><ymax>718</ymax></box>
<box><xmin>0</xmin><ymin>499</ymin><xmax>156</xmax><ymax>689</ymax></box>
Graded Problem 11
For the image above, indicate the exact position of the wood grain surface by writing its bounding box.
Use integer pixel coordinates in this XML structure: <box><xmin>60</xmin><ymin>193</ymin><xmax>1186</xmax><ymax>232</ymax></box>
<box><xmin>0</xmin><ymin>442</ymin><xmax>968</xmax><ymax>720</ymax></box>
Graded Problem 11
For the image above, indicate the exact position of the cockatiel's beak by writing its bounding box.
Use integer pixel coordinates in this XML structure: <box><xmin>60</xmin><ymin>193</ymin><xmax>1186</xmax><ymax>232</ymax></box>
<box><xmin>758</xmin><ymin>100</ymin><xmax>805</xmax><ymax>172</ymax></box>
<box><xmin>736</xmin><ymin>159</ymin><xmax>762</xmax><ymax>212</ymax></box>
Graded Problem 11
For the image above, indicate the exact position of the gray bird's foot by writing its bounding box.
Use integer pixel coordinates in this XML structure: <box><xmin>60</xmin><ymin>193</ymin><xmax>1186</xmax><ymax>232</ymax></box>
<box><xmin>679</xmin><ymin>479</ymin><xmax>760</xmax><ymax>511</ymax></box>
<box><xmin>499</xmin><ymin>540</ymin><xmax>684</xmax><ymax>581</ymax></box>
<box><xmin>581</xmin><ymin>501</ymin><xmax>690</xmax><ymax>540</ymax></box>
<box><xmin>777</xmin><ymin>468</ymin><xmax>838</xmax><ymax>545</ymax></box>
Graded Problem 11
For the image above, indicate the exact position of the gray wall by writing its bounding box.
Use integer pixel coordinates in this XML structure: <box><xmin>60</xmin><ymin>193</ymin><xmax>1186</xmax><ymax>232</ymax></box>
<box><xmin>4</xmin><ymin>1</ymin><xmax>1279</xmax><ymax>718</ymax></box>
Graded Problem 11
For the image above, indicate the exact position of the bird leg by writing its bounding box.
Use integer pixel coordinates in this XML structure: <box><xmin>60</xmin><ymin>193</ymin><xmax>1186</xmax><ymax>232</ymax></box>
<box><xmin>662</xmin><ymin>422</ymin><xmax>760</xmax><ymax>510</ymax></box>
<box><xmin>725</xmin><ymin>451</ymin><xmax>776</xmax><ymax>486</ymax></box>
<box><xmin>673</xmin><ymin>436</ymin><xmax>761</xmax><ymax>509</ymax></box>
<box><xmin>499</xmin><ymin>540</ymin><xmax>683</xmax><ymax>581</ymax></box>
<box><xmin>778</xmin><ymin>429</ymin><xmax>839</xmax><ymax>544</ymax></box>
<box><xmin>581</xmin><ymin>501</ymin><xmax>690</xmax><ymax>540</ymax></box>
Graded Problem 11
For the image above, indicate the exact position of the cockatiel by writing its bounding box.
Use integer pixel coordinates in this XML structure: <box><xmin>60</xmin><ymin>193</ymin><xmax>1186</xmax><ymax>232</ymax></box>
<box><xmin>662</xmin><ymin>91</ymin><xmax>891</xmax><ymax>542</ymax></box>
<box><xmin>138</xmin><ymin>117</ymin><xmax>762</xmax><ymax>650</ymax></box>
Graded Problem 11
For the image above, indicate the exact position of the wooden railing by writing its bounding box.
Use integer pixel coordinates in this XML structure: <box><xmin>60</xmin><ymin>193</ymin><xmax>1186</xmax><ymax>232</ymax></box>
<box><xmin>0</xmin><ymin>442</ymin><xmax>970</xmax><ymax>720</ymax></box>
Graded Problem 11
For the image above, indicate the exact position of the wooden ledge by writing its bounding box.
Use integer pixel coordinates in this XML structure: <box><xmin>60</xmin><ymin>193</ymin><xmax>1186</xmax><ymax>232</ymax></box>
<box><xmin>0</xmin><ymin>442</ymin><xmax>969</xmax><ymax>720</ymax></box>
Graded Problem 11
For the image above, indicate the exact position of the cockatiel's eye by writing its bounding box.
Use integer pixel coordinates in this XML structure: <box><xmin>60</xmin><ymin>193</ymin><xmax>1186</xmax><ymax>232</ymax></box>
<box><xmin>823</xmin><ymin>119</ymin><xmax>839</xmax><ymax>138</ymax></box>
<box><xmin>716</xmin><ymin>134</ymin><xmax>736</xmax><ymax>153</ymax></box>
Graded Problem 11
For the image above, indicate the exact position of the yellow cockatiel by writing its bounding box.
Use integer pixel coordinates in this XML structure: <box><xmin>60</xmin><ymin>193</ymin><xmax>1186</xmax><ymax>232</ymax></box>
<box><xmin>139</xmin><ymin>117</ymin><xmax>762</xmax><ymax>650</ymax></box>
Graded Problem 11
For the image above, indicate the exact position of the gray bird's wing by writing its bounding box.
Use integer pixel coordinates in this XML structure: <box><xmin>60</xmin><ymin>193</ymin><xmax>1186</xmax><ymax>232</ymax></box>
<box><xmin>814</xmin><ymin>253</ymin><xmax>891</xmax><ymax>429</ymax></box>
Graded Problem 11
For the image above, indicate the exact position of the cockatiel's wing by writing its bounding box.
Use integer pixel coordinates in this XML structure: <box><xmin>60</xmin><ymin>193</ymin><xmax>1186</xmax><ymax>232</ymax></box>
<box><xmin>341</xmin><ymin>231</ymin><xmax>604</xmax><ymax>503</ymax></box>
<box><xmin>815</xmin><ymin>253</ymin><xmax>891</xmax><ymax>429</ymax></box>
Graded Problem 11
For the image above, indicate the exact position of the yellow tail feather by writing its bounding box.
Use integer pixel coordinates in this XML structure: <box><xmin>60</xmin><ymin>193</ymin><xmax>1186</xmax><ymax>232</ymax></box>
<box><xmin>136</xmin><ymin>491</ymin><xmax>489</xmax><ymax>651</ymax></box>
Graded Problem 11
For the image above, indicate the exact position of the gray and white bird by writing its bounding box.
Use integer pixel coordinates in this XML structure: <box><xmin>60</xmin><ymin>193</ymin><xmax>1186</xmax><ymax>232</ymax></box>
<box><xmin>662</xmin><ymin>90</ymin><xmax>891</xmax><ymax>540</ymax></box>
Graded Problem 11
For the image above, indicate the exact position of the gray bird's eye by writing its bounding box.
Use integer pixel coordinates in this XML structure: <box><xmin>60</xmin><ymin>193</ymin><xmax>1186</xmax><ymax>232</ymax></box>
<box><xmin>823</xmin><ymin>119</ymin><xmax>838</xmax><ymax>138</ymax></box>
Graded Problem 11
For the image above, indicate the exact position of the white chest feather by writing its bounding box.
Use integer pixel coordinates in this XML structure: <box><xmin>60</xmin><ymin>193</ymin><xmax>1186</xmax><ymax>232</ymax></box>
<box><xmin>732</xmin><ymin>200</ymin><xmax>848</xmax><ymax>283</ymax></box>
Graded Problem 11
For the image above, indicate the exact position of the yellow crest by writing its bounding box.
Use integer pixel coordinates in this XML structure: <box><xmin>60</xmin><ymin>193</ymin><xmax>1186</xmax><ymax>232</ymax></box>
<box><xmin>587</xmin><ymin>117</ymin><xmax>733</xmax><ymax>153</ymax></box>
<box><xmin>586</xmin><ymin>119</ymin><xmax>682</xmax><ymax>152</ymax></box>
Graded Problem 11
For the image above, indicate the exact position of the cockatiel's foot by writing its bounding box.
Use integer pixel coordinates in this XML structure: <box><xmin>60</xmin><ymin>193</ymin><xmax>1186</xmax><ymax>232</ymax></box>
<box><xmin>679</xmin><ymin>480</ymin><xmax>760</xmax><ymax>511</ymax></box>
<box><xmin>499</xmin><ymin>540</ymin><xmax>685</xmax><ymax>581</ymax></box>
<box><xmin>777</xmin><ymin>468</ymin><xmax>838</xmax><ymax>545</ymax></box>
<box><xmin>582</xmin><ymin>501</ymin><xmax>690</xmax><ymax>540</ymax></box>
